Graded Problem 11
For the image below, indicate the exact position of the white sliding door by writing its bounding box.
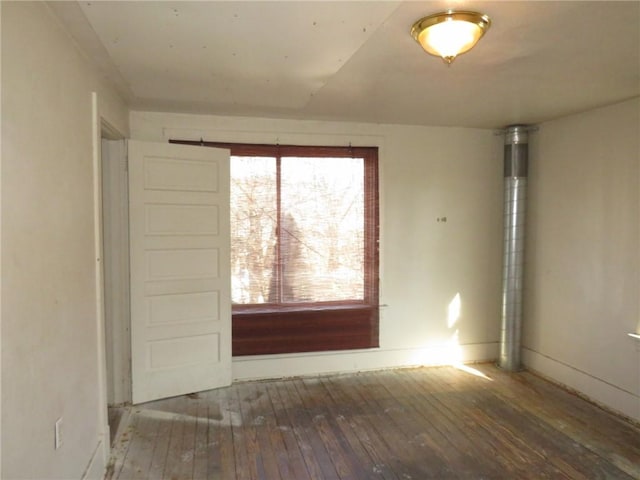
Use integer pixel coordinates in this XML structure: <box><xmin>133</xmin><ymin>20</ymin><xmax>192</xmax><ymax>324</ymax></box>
<box><xmin>128</xmin><ymin>140</ymin><xmax>231</xmax><ymax>404</ymax></box>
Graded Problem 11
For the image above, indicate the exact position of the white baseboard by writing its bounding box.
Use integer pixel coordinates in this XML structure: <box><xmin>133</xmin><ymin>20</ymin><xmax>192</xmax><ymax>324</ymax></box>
<box><xmin>522</xmin><ymin>347</ymin><xmax>640</xmax><ymax>422</ymax></box>
<box><xmin>232</xmin><ymin>342</ymin><xmax>499</xmax><ymax>381</ymax></box>
<box><xmin>82</xmin><ymin>439</ymin><xmax>107</xmax><ymax>480</ymax></box>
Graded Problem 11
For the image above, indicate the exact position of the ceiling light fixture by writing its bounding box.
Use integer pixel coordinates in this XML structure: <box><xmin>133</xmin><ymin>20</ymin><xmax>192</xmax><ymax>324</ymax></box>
<box><xmin>411</xmin><ymin>10</ymin><xmax>491</xmax><ymax>65</ymax></box>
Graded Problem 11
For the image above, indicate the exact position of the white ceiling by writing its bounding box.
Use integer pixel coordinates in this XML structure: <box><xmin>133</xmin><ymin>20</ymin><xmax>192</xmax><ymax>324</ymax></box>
<box><xmin>51</xmin><ymin>1</ymin><xmax>640</xmax><ymax>129</ymax></box>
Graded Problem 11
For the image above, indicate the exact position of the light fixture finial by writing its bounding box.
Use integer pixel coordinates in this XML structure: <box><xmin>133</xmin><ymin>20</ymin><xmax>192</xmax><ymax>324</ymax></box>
<box><xmin>411</xmin><ymin>11</ymin><xmax>491</xmax><ymax>64</ymax></box>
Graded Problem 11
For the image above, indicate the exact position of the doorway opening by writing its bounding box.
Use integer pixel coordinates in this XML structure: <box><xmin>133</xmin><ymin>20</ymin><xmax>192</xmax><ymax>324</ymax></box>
<box><xmin>100</xmin><ymin>132</ymin><xmax>131</xmax><ymax>445</ymax></box>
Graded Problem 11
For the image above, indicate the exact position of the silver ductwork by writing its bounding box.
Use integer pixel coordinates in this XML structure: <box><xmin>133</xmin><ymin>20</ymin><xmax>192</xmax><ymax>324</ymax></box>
<box><xmin>499</xmin><ymin>125</ymin><xmax>531</xmax><ymax>371</ymax></box>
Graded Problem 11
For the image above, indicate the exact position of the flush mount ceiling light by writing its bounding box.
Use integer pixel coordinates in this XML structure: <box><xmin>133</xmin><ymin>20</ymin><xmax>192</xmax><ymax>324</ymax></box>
<box><xmin>411</xmin><ymin>10</ymin><xmax>491</xmax><ymax>65</ymax></box>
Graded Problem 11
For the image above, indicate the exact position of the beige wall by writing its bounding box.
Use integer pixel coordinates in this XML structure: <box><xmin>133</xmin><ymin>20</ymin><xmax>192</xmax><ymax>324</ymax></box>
<box><xmin>524</xmin><ymin>97</ymin><xmax>640</xmax><ymax>421</ymax></box>
<box><xmin>1</xmin><ymin>2</ymin><xmax>128</xmax><ymax>479</ymax></box>
<box><xmin>131</xmin><ymin>111</ymin><xmax>504</xmax><ymax>380</ymax></box>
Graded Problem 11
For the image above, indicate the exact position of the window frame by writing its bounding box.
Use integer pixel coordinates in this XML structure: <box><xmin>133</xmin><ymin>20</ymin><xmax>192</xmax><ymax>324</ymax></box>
<box><xmin>170</xmin><ymin>140</ymin><xmax>379</xmax><ymax>355</ymax></box>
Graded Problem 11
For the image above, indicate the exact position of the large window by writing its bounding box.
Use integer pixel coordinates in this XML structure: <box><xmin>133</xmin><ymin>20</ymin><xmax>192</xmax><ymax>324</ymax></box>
<box><xmin>171</xmin><ymin>141</ymin><xmax>379</xmax><ymax>355</ymax></box>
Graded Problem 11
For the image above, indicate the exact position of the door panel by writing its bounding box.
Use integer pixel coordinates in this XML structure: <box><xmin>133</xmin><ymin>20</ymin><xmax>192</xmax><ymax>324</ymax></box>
<box><xmin>128</xmin><ymin>140</ymin><xmax>231</xmax><ymax>404</ymax></box>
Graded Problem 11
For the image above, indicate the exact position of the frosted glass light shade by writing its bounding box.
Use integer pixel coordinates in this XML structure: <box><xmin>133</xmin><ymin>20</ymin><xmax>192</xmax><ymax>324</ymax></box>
<box><xmin>411</xmin><ymin>11</ymin><xmax>491</xmax><ymax>64</ymax></box>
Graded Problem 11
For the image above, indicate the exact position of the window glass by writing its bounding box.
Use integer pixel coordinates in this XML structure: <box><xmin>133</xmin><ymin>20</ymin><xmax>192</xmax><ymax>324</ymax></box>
<box><xmin>279</xmin><ymin>156</ymin><xmax>364</xmax><ymax>302</ymax></box>
<box><xmin>230</xmin><ymin>156</ymin><xmax>276</xmax><ymax>304</ymax></box>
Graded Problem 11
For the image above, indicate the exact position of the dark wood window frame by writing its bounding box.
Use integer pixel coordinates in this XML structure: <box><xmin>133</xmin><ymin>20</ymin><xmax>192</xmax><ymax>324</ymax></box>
<box><xmin>171</xmin><ymin>140</ymin><xmax>379</xmax><ymax>356</ymax></box>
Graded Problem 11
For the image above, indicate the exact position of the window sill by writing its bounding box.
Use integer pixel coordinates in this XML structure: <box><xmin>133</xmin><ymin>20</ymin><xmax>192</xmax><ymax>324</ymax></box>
<box><xmin>233</xmin><ymin>303</ymin><xmax>370</xmax><ymax>315</ymax></box>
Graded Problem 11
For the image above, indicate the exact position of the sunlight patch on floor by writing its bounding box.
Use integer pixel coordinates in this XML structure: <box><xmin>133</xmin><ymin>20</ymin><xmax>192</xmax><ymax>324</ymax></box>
<box><xmin>453</xmin><ymin>363</ymin><xmax>493</xmax><ymax>380</ymax></box>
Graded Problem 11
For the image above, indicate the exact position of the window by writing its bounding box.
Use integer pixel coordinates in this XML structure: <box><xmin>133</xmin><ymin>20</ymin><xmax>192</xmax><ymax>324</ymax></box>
<box><xmin>171</xmin><ymin>141</ymin><xmax>379</xmax><ymax>355</ymax></box>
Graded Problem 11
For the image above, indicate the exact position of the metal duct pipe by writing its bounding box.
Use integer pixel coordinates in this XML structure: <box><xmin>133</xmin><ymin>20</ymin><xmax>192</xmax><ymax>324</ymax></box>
<box><xmin>499</xmin><ymin>125</ymin><xmax>531</xmax><ymax>371</ymax></box>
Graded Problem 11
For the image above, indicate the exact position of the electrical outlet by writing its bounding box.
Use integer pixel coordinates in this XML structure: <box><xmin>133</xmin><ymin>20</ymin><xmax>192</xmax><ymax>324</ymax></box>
<box><xmin>55</xmin><ymin>417</ymin><xmax>63</xmax><ymax>449</ymax></box>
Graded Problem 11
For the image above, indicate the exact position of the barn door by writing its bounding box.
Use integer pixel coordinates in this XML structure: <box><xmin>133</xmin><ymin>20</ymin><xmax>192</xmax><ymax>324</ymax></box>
<box><xmin>128</xmin><ymin>140</ymin><xmax>231</xmax><ymax>404</ymax></box>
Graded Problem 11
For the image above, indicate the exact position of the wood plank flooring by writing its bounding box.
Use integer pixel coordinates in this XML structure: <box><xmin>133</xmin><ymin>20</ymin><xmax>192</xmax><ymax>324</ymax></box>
<box><xmin>106</xmin><ymin>364</ymin><xmax>640</xmax><ymax>480</ymax></box>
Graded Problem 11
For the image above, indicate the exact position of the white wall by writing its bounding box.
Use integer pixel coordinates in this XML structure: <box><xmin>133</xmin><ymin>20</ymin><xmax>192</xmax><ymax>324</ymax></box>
<box><xmin>524</xmin><ymin>97</ymin><xmax>640</xmax><ymax>421</ymax></box>
<box><xmin>131</xmin><ymin>111</ymin><xmax>504</xmax><ymax>380</ymax></box>
<box><xmin>1</xmin><ymin>3</ymin><xmax>129</xmax><ymax>479</ymax></box>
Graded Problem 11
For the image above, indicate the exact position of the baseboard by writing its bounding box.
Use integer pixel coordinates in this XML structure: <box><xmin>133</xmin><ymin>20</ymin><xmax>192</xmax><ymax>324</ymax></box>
<box><xmin>232</xmin><ymin>342</ymin><xmax>499</xmax><ymax>381</ymax></box>
<box><xmin>522</xmin><ymin>347</ymin><xmax>640</xmax><ymax>422</ymax></box>
<box><xmin>81</xmin><ymin>439</ymin><xmax>106</xmax><ymax>480</ymax></box>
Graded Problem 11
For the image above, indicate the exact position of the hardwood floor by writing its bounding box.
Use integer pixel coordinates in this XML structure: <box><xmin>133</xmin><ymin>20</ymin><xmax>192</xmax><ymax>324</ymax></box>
<box><xmin>106</xmin><ymin>364</ymin><xmax>640</xmax><ymax>479</ymax></box>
